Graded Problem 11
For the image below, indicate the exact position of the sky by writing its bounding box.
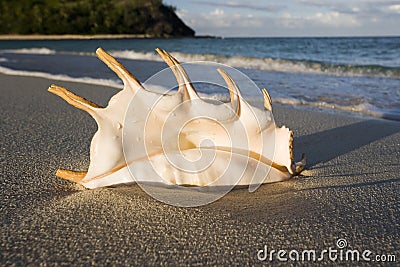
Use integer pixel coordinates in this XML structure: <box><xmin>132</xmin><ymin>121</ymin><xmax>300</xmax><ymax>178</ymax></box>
<box><xmin>164</xmin><ymin>0</ymin><xmax>400</xmax><ymax>37</ymax></box>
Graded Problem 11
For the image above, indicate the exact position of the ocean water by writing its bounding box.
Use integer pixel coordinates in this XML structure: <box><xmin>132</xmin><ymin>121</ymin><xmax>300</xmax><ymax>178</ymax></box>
<box><xmin>0</xmin><ymin>37</ymin><xmax>399</xmax><ymax>120</ymax></box>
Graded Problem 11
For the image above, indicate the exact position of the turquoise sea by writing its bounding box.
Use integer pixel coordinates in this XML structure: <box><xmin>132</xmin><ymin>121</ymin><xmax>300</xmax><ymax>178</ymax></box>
<box><xmin>0</xmin><ymin>37</ymin><xmax>399</xmax><ymax>120</ymax></box>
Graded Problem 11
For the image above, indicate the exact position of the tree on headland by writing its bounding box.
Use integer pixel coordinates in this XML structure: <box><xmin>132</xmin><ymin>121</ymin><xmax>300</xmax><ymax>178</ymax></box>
<box><xmin>0</xmin><ymin>0</ymin><xmax>195</xmax><ymax>37</ymax></box>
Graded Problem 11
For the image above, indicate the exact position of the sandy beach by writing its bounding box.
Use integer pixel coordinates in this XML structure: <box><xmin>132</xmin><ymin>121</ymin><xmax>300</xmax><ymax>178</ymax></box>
<box><xmin>1</xmin><ymin>73</ymin><xmax>399</xmax><ymax>265</ymax></box>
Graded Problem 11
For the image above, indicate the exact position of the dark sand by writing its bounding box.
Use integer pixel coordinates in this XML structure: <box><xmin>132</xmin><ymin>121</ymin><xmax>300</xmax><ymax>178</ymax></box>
<box><xmin>1</xmin><ymin>73</ymin><xmax>399</xmax><ymax>265</ymax></box>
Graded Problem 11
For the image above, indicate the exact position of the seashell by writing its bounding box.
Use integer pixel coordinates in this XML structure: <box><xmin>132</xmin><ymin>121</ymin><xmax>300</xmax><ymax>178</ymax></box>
<box><xmin>48</xmin><ymin>48</ymin><xmax>305</xmax><ymax>190</ymax></box>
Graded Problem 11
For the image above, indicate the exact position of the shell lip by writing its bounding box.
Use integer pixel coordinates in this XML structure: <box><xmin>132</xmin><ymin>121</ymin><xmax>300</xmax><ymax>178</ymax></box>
<box><xmin>56</xmin><ymin>146</ymin><xmax>303</xmax><ymax>186</ymax></box>
<box><xmin>86</xmin><ymin>146</ymin><xmax>292</xmax><ymax>182</ymax></box>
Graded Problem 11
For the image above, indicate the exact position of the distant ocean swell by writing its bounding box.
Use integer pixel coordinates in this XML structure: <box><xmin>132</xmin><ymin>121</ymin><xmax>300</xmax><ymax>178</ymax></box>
<box><xmin>2</xmin><ymin>48</ymin><xmax>399</xmax><ymax>78</ymax></box>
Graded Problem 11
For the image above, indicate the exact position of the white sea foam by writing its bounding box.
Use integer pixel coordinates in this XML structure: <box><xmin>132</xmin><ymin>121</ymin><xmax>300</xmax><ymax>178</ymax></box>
<box><xmin>2</xmin><ymin>47</ymin><xmax>57</xmax><ymax>55</ymax></box>
<box><xmin>272</xmin><ymin>97</ymin><xmax>398</xmax><ymax>120</ymax></box>
<box><xmin>2</xmin><ymin>48</ymin><xmax>398</xmax><ymax>78</ymax></box>
<box><xmin>110</xmin><ymin>50</ymin><xmax>161</xmax><ymax>62</ymax></box>
<box><xmin>0</xmin><ymin>66</ymin><xmax>121</xmax><ymax>88</ymax></box>
<box><xmin>187</xmin><ymin>92</ymin><xmax>394</xmax><ymax>120</ymax></box>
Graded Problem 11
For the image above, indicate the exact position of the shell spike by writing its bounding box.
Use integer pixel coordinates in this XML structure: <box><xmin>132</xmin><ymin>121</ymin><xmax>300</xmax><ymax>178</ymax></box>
<box><xmin>48</xmin><ymin>84</ymin><xmax>101</xmax><ymax>120</ymax></box>
<box><xmin>96</xmin><ymin>48</ymin><xmax>142</xmax><ymax>90</ymax></box>
<box><xmin>56</xmin><ymin>169</ymin><xmax>87</xmax><ymax>183</ymax></box>
<box><xmin>163</xmin><ymin>49</ymin><xmax>199</xmax><ymax>100</ymax></box>
<box><xmin>262</xmin><ymin>88</ymin><xmax>272</xmax><ymax>111</ymax></box>
<box><xmin>155</xmin><ymin>48</ymin><xmax>187</xmax><ymax>98</ymax></box>
<box><xmin>216</xmin><ymin>68</ymin><xmax>241</xmax><ymax>117</ymax></box>
<box><xmin>293</xmin><ymin>153</ymin><xmax>306</xmax><ymax>175</ymax></box>
<box><xmin>156</xmin><ymin>48</ymin><xmax>199</xmax><ymax>100</ymax></box>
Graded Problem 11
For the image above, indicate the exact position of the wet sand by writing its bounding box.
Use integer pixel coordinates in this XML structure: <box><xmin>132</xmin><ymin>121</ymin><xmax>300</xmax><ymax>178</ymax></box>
<box><xmin>1</xmin><ymin>73</ymin><xmax>399</xmax><ymax>265</ymax></box>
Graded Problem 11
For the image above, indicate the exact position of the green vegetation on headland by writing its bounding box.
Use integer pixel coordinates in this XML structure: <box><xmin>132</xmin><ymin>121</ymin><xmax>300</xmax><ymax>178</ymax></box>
<box><xmin>0</xmin><ymin>0</ymin><xmax>195</xmax><ymax>37</ymax></box>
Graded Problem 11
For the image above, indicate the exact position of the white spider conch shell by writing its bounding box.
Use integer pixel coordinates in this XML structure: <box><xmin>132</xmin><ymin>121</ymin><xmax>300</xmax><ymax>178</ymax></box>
<box><xmin>48</xmin><ymin>48</ymin><xmax>305</xmax><ymax>190</ymax></box>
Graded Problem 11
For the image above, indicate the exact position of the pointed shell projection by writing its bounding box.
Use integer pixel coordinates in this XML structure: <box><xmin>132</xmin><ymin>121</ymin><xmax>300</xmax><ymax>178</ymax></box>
<box><xmin>48</xmin><ymin>48</ymin><xmax>305</xmax><ymax>190</ymax></box>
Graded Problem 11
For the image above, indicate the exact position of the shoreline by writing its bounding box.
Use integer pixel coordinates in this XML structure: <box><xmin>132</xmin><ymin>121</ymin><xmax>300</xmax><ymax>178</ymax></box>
<box><xmin>0</xmin><ymin>34</ymin><xmax>398</xmax><ymax>40</ymax></box>
<box><xmin>1</xmin><ymin>73</ymin><xmax>399</xmax><ymax>264</ymax></box>
<box><xmin>0</xmin><ymin>37</ymin><xmax>398</xmax><ymax>123</ymax></box>
<box><xmin>0</xmin><ymin>34</ymin><xmax>216</xmax><ymax>40</ymax></box>
<box><xmin>0</xmin><ymin>63</ymin><xmax>397</xmax><ymax>123</ymax></box>
<box><xmin>0</xmin><ymin>34</ymin><xmax>162</xmax><ymax>40</ymax></box>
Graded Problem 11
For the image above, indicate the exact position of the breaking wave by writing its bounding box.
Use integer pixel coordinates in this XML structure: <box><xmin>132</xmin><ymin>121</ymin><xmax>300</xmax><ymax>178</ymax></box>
<box><xmin>273</xmin><ymin>97</ymin><xmax>400</xmax><ymax>121</ymax></box>
<box><xmin>2</xmin><ymin>47</ymin><xmax>56</xmax><ymax>55</ymax></box>
<box><xmin>0</xmin><ymin>66</ymin><xmax>121</xmax><ymax>88</ymax></box>
<box><xmin>1</xmin><ymin>48</ymin><xmax>398</xmax><ymax>121</ymax></box>
<box><xmin>2</xmin><ymin>48</ymin><xmax>399</xmax><ymax>78</ymax></box>
<box><xmin>109</xmin><ymin>50</ymin><xmax>400</xmax><ymax>79</ymax></box>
